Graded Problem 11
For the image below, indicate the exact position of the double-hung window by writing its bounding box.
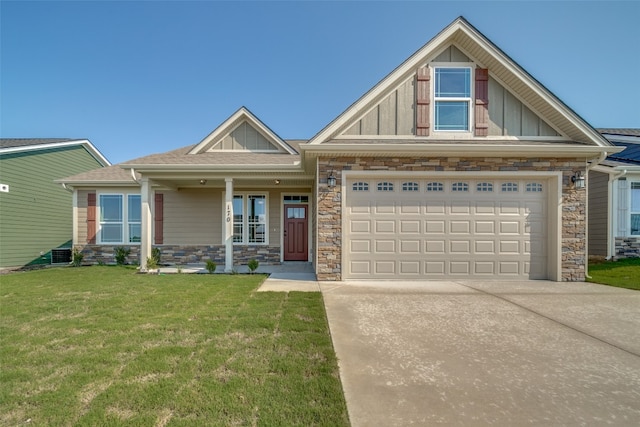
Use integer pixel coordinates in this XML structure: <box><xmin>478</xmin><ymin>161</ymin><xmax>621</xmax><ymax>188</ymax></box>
<box><xmin>231</xmin><ymin>194</ymin><xmax>267</xmax><ymax>244</ymax></box>
<box><xmin>434</xmin><ymin>67</ymin><xmax>472</xmax><ymax>131</ymax></box>
<box><xmin>631</xmin><ymin>182</ymin><xmax>640</xmax><ymax>235</ymax></box>
<box><xmin>99</xmin><ymin>194</ymin><xmax>141</xmax><ymax>244</ymax></box>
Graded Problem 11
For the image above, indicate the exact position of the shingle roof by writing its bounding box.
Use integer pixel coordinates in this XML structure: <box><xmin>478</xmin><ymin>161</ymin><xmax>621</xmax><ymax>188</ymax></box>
<box><xmin>56</xmin><ymin>165</ymin><xmax>138</xmax><ymax>183</ymax></box>
<box><xmin>121</xmin><ymin>144</ymin><xmax>301</xmax><ymax>166</ymax></box>
<box><xmin>597</xmin><ymin>129</ymin><xmax>640</xmax><ymax>137</ymax></box>
<box><xmin>0</xmin><ymin>138</ymin><xmax>78</xmax><ymax>149</ymax></box>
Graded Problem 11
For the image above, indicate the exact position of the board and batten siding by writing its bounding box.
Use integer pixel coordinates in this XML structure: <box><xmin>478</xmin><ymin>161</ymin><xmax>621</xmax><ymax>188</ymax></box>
<box><xmin>339</xmin><ymin>44</ymin><xmax>558</xmax><ymax>138</ymax></box>
<box><xmin>588</xmin><ymin>170</ymin><xmax>609</xmax><ymax>257</ymax></box>
<box><xmin>0</xmin><ymin>146</ymin><xmax>104</xmax><ymax>268</ymax></box>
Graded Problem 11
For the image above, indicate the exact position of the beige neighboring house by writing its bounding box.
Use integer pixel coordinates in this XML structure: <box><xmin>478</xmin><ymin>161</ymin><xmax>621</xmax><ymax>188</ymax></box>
<box><xmin>59</xmin><ymin>17</ymin><xmax>620</xmax><ymax>281</ymax></box>
<box><xmin>588</xmin><ymin>129</ymin><xmax>640</xmax><ymax>259</ymax></box>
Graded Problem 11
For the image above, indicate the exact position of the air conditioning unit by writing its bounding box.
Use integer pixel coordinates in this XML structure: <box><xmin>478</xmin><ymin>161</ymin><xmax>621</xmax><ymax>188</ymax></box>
<box><xmin>51</xmin><ymin>248</ymin><xmax>72</xmax><ymax>264</ymax></box>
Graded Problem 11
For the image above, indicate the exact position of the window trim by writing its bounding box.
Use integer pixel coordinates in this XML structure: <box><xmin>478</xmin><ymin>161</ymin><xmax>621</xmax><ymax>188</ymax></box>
<box><xmin>97</xmin><ymin>192</ymin><xmax>141</xmax><ymax>245</ymax></box>
<box><xmin>432</xmin><ymin>63</ymin><xmax>474</xmax><ymax>133</ymax></box>
<box><xmin>224</xmin><ymin>192</ymin><xmax>269</xmax><ymax>245</ymax></box>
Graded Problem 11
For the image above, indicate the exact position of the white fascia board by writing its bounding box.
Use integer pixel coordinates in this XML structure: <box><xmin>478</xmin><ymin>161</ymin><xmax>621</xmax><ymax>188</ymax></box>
<box><xmin>0</xmin><ymin>139</ymin><xmax>111</xmax><ymax>166</ymax></box>
<box><xmin>188</xmin><ymin>107</ymin><xmax>296</xmax><ymax>155</ymax></box>
<box><xmin>299</xmin><ymin>143</ymin><xmax>621</xmax><ymax>158</ymax></box>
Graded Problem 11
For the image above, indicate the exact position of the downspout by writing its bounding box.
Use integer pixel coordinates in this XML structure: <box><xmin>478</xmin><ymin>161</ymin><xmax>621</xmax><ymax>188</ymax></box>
<box><xmin>608</xmin><ymin>169</ymin><xmax>628</xmax><ymax>260</ymax></box>
<box><xmin>130</xmin><ymin>168</ymin><xmax>140</xmax><ymax>184</ymax></box>
<box><xmin>584</xmin><ymin>152</ymin><xmax>607</xmax><ymax>279</ymax></box>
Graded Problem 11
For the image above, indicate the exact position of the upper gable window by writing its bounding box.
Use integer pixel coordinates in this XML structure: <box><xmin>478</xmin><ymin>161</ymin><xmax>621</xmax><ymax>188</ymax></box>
<box><xmin>434</xmin><ymin>67</ymin><xmax>471</xmax><ymax>131</ymax></box>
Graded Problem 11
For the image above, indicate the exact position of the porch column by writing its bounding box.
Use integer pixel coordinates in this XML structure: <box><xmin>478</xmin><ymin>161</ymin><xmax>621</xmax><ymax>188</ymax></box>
<box><xmin>140</xmin><ymin>178</ymin><xmax>153</xmax><ymax>271</ymax></box>
<box><xmin>225</xmin><ymin>178</ymin><xmax>234</xmax><ymax>272</ymax></box>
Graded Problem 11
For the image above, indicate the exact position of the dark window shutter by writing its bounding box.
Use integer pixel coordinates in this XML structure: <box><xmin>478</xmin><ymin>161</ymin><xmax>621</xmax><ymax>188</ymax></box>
<box><xmin>154</xmin><ymin>193</ymin><xmax>163</xmax><ymax>245</ymax></box>
<box><xmin>475</xmin><ymin>68</ymin><xmax>489</xmax><ymax>137</ymax></box>
<box><xmin>87</xmin><ymin>192</ymin><xmax>96</xmax><ymax>244</ymax></box>
<box><xmin>416</xmin><ymin>67</ymin><xmax>431</xmax><ymax>136</ymax></box>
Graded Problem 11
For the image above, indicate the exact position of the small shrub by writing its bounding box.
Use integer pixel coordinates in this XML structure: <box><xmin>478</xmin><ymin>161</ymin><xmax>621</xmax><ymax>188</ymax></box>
<box><xmin>205</xmin><ymin>260</ymin><xmax>217</xmax><ymax>274</ymax></box>
<box><xmin>146</xmin><ymin>256</ymin><xmax>158</xmax><ymax>271</ymax></box>
<box><xmin>114</xmin><ymin>247</ymin><xmax>130</xmax><ymax>265</ymax></box>
<box><xmin>97</xmin><ymin>259</ymin><xmax>106</xmax><ymax>266</ymax></box>
<box><xmin>176</xmin><ymin>265</ymin><xmax>183</xmax><ymax>274</ymax></box>
<box><xmin>151</xmin><ymin>247</ymin><xmax>161</xmax><ymax>266</ymax></box>
<box><xmin>71</xmin><ymin>248</ymin><xmax>84</xmax><ymax>267</ymax></box>
<box><xmin>247</xmin><ymin>259</ymin><xmax>259</xmax><ymax>274</ymax></box>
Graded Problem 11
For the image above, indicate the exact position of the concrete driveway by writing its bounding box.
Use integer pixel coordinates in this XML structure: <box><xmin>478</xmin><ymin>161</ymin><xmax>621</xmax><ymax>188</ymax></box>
<box><xmin>320</xmin><ymin>280</ymin><xmax>640</xmax><ymax>426</ymax></box>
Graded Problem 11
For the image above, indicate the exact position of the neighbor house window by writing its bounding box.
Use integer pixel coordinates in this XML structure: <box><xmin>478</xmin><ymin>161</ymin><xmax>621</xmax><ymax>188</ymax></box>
<box><xmin>631</xmin><ymin>182</ymin><xmax>640</xmax><ymax>235</ymax></box>
<box><xmin>98</xmin><ymin>194</ymin><xmax>141</xmax><ymax>244</ymax></box>
<box><xmin>230</xmin><ymin>194</ymin><xmax>267</xmax><ymax>244</ymax></box>
<box><xmin>434</xmin><ymin>67</ymin><xmax>471</xmax><ymax>131</ymax></box>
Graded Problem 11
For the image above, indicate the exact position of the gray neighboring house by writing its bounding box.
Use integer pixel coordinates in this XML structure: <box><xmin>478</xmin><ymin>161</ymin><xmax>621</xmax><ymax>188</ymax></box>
<box><xmin>588</xmin><ymin>129</ymin><xmax>640</xmax><ymax>259</ymax></box>
<box><xmin>60</xmin><ymin>17</ymin><xmax>620</xmax><ymax>282</ymax></box>
<box><xmin>0</xmin><ymin>138</ymin><xmax>110</xmax><ymax>269</ymax></box>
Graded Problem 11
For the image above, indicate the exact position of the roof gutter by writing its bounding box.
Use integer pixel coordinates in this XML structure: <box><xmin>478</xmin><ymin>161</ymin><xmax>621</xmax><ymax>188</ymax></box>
<box><xmin>120</xmin><ymin>163</ymin><xmax>303</xmax><ymax>173</ymax></box>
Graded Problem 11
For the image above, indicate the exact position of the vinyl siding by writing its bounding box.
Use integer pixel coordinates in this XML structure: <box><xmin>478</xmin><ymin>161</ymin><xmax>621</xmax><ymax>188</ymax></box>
<box><xmin>0</xmin><ymin>146</ymin><xmax>104</xmax><ymax>268</ymax></box>
<box><xmin>163</xmin><ymin>189</ymin><xmax>222</xmax><ymax>245</ymax></box>
<box><xmin>588</xmin><ymin>171</ymin><xmax>609</xmax><ymax>257</ymax></box>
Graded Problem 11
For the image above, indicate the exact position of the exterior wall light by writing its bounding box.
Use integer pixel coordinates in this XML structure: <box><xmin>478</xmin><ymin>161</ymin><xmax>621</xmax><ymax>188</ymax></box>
<box><xmin>327</xmin><ymin>171</ymin><xmax>337</xmax><ymax>188</ymax></box>
<box><xmin>199</xmin><ymin>179</ymin><xmax>207</xmax><ymax>185</ymax></box>
<box><xmin>274</xmin><ymin>179</ymin><xmax>280</xmax><ymax>185</ymax></box>
<box><xmin>571</xmin><ymin>171</ymin><xmax>585</xmax><ymax>189</ymax></box>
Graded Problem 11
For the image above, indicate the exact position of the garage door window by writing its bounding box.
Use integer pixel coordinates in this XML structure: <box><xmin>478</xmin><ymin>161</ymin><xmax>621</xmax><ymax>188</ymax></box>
<box><xmin>377</xmin><ymin>182</ymin><xmax>394</xmax><ymax>191</ymax></box>
<box><xmin>502</xmin><ymin>182</ymin><xmax>519</xmax><ymax>192</ymax></box>
<box><xmin>477</xmin><ymin>182</ymin><xmax>493</xmax><ymax>192</ymax></box>
<box><xmin>402</xmin><ymin>182</ymin><xmax>419</xmax><ymax>192</ymax></box>
<box><xmin>352</xmin><ymin>182</ymin><xmax>369</xmax><ymax>191</ymax></box>
<box><xmin>426</xmin><ymin>182</ymin><xmax>444</xmax><ymax>192</ymax></box>
<box><xmin>452</xmin><ymin>182</ymin><xmax>469</xmax><ymax>192</ymax></box>
<box><xmin>526</xmin><ymin>183</ymin><xmax>543</xmax><ymax>192</ymax></box>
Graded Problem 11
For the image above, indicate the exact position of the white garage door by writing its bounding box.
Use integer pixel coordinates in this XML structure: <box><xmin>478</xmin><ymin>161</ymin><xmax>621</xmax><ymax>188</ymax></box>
<box><xmin>345</xmin><ymin>177</ymin><xmax>547</xmax><ymax>280</ymax></box>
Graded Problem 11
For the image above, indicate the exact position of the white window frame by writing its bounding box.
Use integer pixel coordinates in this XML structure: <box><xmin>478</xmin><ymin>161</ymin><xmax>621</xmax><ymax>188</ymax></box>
<box><xmin>630</xmin><ymin>181</ymin><xmax>640</xmax><ymax>236</ymax></box>
<box><xmin>432</xmin><ymin>63</ymin><xmax>473</xmax><ymax>133</ymax></box>
<box><xmin>97</xmin><ymin>192</ymin><xmax>141</xmax><ymax>244</ymax></box>
<box><xmin>224</xmin><ymin>192</ymin><xmax>269</xmax><ymax>245</ymax></box>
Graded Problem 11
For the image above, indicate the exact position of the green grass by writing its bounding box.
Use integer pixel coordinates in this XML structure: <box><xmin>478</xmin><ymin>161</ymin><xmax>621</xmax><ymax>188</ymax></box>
<box><xmin>587</xmin><ymin>258</ymin><xmax>640</xmax><ymax>290</ymax></box>
<box><xmin>0</xmin><ymin>267</ymin><xmax>349</xmax><ymax>426</ymax></box>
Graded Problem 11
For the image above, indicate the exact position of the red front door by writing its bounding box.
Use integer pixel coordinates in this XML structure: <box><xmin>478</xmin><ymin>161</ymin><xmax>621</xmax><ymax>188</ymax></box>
<box><xmin>284</xmin><ymin>205</ymin><xmax>308</xmax><ymax>261</ymax></box>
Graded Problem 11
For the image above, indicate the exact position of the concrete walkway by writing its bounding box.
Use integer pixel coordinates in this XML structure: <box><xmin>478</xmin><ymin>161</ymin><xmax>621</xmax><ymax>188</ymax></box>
<box><xmin>321</xmin><ymin>280</ymin><xmax>640</xmax><ymax>426</ymax></box>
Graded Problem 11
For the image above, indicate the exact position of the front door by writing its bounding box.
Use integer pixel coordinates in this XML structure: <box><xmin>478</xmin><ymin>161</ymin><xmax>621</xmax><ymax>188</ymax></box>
<box><xmin>284</xmin><ymin>204</ymin><xmax>308</xmax><ymax>261</ymax></box>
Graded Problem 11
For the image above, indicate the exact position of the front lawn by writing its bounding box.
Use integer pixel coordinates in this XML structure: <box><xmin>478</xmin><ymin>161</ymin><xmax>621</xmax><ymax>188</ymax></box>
<box><xmin>587</xmin><ymin>258</ymin><xmax>640</xmax><ymax>290</ymax></box>
<box><xmin>0</xmin><ymin>267</ymin><xmax>349</xmax><ymax>426</ymax></box>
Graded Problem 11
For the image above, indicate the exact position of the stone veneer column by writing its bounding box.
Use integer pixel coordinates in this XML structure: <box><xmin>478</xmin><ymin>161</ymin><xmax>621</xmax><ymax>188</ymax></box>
<box><xmin>316</xmin><ymin>161</ymin><xmax>342</xmax><ymax>281</ymax></box>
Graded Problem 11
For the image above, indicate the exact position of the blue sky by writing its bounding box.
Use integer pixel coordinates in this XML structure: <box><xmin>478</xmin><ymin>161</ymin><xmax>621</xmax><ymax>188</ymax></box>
<box><xmin>2</xmin><ymin>1</ymin><xmax>639</xmax><ymax>164</ymax></box>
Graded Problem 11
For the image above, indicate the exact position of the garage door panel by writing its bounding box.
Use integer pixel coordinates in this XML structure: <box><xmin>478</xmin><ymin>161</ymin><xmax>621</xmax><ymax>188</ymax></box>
<box><xmin>351</xmin><ymin>220</ymin><xmax>371</xmax><ymax>233</ymax></box>
<box><xmin>450</xmin><ymin>221</ymin><xmax>471</xmax><ymax>234</ymax></box>
<box><xmin>374</xmin><ymin>201</ymin><xmax>395</xmax><ymax>214</ymax></box>
<box><xmin>375</xmin><ymin>221</ymin><xmax>395</xmax><ymax>233</ymax></box>
<box><xmin>375</xmin><ymin>240</ymin><xmax>396</xmax><ymax>252</ymax></box>
<box><xmin>425</xmin><ymin>240</ymin><xmax>446</xmax><ymax>253</ymax></box>
<box><xmin>375</xmin><ymin>261</ymin><xmax>395</xmax><ymax>274</ymax></box>
<box><xmin>450</xmin><ymin>241</ymin><xmax>470</xmax><ymax>253</ymax></box>
<box><xmin>400</xmin><ymin>262</ymin><xmax>420</xmax><ymax>274</ymax></box>
<box><xmin>400</xmin><ymin>220</ymin><xmax>420</xmax><ymax>233</ymax></box>
<box><xmin>451</xmin><ymin>201</ymin><xmax>471</xmax><ymax>214</ymax></box>
<box><xmin>400</xmin><ymin>240</ymin><xmax>420</xmax><ymax>253</ymax></box>
<box><xmin>350</xmin><ymin>240</ymin><xmax>371</xmax><ymax>253</ymax></box>
<box><xmin>345</xmin><ymin>177</ymin><xmax>548</xmax><ymax>280</ymax></box>
<box><xmin>425</xmin><ymin>220</ymin><xmax>445</xmax><ymax>233</ymax></box>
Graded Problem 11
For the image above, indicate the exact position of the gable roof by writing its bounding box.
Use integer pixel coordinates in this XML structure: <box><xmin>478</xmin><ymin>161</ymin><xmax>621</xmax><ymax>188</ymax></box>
<box><xmin>0</xmin><ymin>138</ymin><xmax>111</xmax><ymax>166</ymax></box>
<box><xmin>308</xmin><ymin>16</ymin><xmax>610</xmax><ymax>147</ymax></box>
<box><xmin>598</xmin><ymin>129</ymin><xmax>640</xmax><ymax>166</ymax></box>
<box><xmin>188</xmin><ymin>107</ymin><xmax>297</xmax><ymax>155</ymax></box>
